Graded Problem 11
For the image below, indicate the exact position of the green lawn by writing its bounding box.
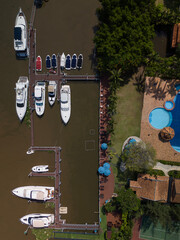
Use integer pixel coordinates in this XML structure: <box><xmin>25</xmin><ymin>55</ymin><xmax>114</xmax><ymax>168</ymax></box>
<box><xmin>110</xmin><ymin>81</ymin><xmax>143</xmax><ymax>184</ymax></box>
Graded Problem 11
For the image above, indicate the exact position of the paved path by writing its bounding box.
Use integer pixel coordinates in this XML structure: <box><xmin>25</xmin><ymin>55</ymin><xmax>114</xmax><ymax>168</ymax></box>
<box><xmin>153</xmin><ymin>162</ymin><xmax>180</xmax><ymax>176</ymax></box>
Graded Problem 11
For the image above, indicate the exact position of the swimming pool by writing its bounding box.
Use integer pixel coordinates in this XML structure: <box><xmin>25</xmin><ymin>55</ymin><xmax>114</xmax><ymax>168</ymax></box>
<box><xmin>164</xmin><ymin>100</ymin><xmax>174</xmax><ymax>111</ymax></box>
<box><xmin>149</xmin><ymin>108</ymin><xmax>172</xmax><ymax>130</ymax></box>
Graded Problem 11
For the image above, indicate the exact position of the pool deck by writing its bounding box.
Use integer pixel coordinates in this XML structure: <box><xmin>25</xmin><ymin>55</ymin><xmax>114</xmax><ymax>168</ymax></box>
<box><xmin>140</xmin><ymin>77</ymin><xmax>180</xmax><ymax>162</ymax></box>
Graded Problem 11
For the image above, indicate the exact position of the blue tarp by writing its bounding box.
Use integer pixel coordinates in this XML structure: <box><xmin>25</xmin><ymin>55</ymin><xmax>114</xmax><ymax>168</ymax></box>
<box><xmin>101</xmin><ymin>143</ymin><xmax>108</xmax><ymax>150</ymax></box>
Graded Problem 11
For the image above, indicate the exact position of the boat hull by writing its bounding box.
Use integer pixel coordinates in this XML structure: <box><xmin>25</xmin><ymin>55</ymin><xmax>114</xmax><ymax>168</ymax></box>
<box><xmin>60</xmin><ymin>85</ymin><xmax>71</xmax><ymax>124</ymax></box>
<box><xmin>32</xmin><ymin>165</ymin><xmax>49</xmax><ymax>173</ymax></box>
<box><xmin>35</xmin><ymin>82</ymin><xmax>46</xmax><ymax>116</ymax></box>
<box><xmin>48</xmin><ymin>81</ymin><xmax>57</xmax><ymax>106</ymax></box>
<box><xmin>20</xmin><ymin>213</ymin><xmax>54</xmax><ymax>228</ymax></box>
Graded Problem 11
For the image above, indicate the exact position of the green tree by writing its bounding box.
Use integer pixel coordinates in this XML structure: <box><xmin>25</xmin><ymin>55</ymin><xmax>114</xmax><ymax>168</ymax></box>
<box><xmin>121</xmin><ymin>142</ymin><xmax>156</xmax><ymax>172</ymax></box>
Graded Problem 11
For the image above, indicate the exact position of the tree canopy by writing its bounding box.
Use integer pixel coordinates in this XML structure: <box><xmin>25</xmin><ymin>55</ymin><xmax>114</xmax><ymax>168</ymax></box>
<box><xmin>121</xmin><ymin>142</ymin><xmax>156</xmax><ymax>172</ymax></box>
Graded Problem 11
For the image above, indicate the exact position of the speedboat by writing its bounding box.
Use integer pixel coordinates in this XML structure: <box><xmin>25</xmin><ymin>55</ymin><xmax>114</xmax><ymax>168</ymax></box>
<box><xmin>36</xmin><ymin>56</ymin><xmax>42</xmax><ymax>72</ymax></box>
<box><xmin>12</xmin><ymin>186</ymin><xmax>54</xmax><ymax>201</ymax></box>
<box><xmin>15</xmin><ymin>76</ymin><xmax>29</xmax><ymax>121</ymax></box>
<box><xmin>60</xmin><ymin>85</ymin><xmax>71</xmax><ymax>124</ymax></box>
<box><xmin>60</xmin><ymin>52</ymin><xmax>66</xmax><ymax>70</ymax></box>
<box><xmin>46</xmin><ymin>55</ymin><xmax>51</xmax><ymax>69</ymax></box>
<box><xmin>20</xmin><ymin>213</ymin><xmax>54</xmax><ymax>228</ymax></box>
<box><xmin>34</xmin><ymin>82</ymin><xmax>45</xmax><ymax>116</ymax></box>
<box><xmin>77</xmin><ymin>54</ymin><xmax>83</xmax><ymax>69</ymax></box>
<box><xmin>65</xmin><ymin>54</ymin><xmax>71</xmax><ymax>70</ymax></box>
<box><xmin>71</xmin><ymin>54</ymin><xmax>77</xmax><ymax>69</ymax></box>
<box><xmin>32</xmin><ymin>165</ymin><xmax>49</xmax><ymax>173</ymax></box>
<box><xmin>51</xmin><ymin>54</ymin><xmax>57</xmax><ymax>69</ymax></box>
<box><xmin>14</xmin><ymin>8</ymin><xmax>27</xmax><ymax>52</ymax></box>
<box><xmin>48</xmin><ymin>81</ymin><xmax>57</xmax><ymax>106</ymax></box>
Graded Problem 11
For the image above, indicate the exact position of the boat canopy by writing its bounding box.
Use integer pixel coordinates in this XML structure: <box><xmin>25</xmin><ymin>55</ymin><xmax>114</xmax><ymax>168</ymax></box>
<box><xmin>31</xmin><ymin>191</ymin><xmax>45</xmax><ymax>200</ymax></box>
<box><xmin>61</xmin><ymin>93</ymin><xmax>68</xmax><ymax>103</ymax></box>
<box><xmin>35</xmin><ymin>87</ymin><xmax>42</xmax><ymax>98</ymax></box>
<box><xmin>48</xmin><ymin>85</ymin><xmax>54</xmax><ymax>92</ymax></box>
<box><xmin>32</xmin><ymin>219</ymin><xmax>45</xmax><ymax>228</ymax></box>
<box><xmin>14</xmin><ymin>27</ymin><xmax>22</xmax><ymax>40</ymax></box>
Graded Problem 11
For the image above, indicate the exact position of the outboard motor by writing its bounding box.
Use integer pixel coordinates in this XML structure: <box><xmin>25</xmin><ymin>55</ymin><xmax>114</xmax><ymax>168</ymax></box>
<box><xmin>34</xmin><ymin>0</ymin><xmax>43</xmax><ymax>8</ymax></box>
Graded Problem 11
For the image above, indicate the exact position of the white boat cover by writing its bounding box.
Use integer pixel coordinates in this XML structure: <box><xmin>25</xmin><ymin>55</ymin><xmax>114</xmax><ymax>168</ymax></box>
<box><xmin>32</xmin><ymin>191</ymin><xmax>45</xmax><ymax>200</ymax></box>
<box><xmin>32</xmin><ymin>219</ymin><xmax>45</xmax><ymax>228</ymax></box>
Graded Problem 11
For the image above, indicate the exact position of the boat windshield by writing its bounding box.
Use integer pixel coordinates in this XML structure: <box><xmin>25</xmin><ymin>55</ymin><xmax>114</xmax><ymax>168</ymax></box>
<box><xmin>17</xmin><ymin>103</ymin><xmax>24</xmax><ymax>108</ymax></box>
<box><xmin>48</xmin><ymin>92</ymin><xmax>55</xmax><ymax>97</ymax></box>
<box><xmin>14</xmin><ymin>27</ymin><xmax>22</xmax><ymax>40</ymax></box>
<box><xmin>35</xmin><ymin>97</ymin><xmax>42</xmax><ymax>101</ymax></box>
<box><xmin>61</xmin><ymin>107</ymin><xmax>69</xmax><ymax>111</ymax></box>
<box><xmin>36</xmin><ymin>102</ymin><xmax>43</xmax><ymax>106</ymax></box>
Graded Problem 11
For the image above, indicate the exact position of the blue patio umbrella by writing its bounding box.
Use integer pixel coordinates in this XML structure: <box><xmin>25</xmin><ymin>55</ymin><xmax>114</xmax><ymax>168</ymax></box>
<box><xmin>101</xmin><ymin>143</ymin><xmax>108</xmax><ymax>150</ymax></box>
<box><xmin>98</xmin><ymin>166</ymin><xmax>105</xmax><ymax>175</ymax></box>
<box><xmin>104</xmin><ymin>168</ymin><xmax>111</xmax><ymax>176</ymax></box>
<box><xmin>103</xmin><ymin>162</ymin><xmax>110</xmax><ymax>169</ymax></box>
<box><xmin>129</xmin><ymin>138</ymin><xmax>136</xmax><ymax>144</ymax></box>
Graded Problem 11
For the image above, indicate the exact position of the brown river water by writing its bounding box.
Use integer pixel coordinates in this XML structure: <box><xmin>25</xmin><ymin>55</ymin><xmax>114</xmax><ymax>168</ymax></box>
<box><xmin>0</xmin><ymin>0</ymin><xmax>100</xmax><ymax>239</ymax></box>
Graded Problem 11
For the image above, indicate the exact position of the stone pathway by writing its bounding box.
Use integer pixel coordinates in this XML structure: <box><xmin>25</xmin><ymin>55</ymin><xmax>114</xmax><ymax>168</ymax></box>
<box><xmin>153</xmin><ymin>162</ymin><xmax>180</xmax><ymax>176</ymax></box>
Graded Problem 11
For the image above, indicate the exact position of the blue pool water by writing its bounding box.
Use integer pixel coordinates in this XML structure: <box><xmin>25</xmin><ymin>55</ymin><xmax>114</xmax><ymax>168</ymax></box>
<box><xmin>164</xmin><ymin>101</ymin><xmax>174</xmax><ymax>110</ymax></box>
<box><xmin>170</xmin><ymin>94</ymin><xmax>180</xmax><ymax>152</ymax></box>
<box><xmin>175</xmin><ymin>84</ymin><xmax>180</xmax><ymax>91</ymax></box>
<box><xmin>149</xmin><ymin>108</ymin><xmax>172</xmax><ymax>129</ymax></box>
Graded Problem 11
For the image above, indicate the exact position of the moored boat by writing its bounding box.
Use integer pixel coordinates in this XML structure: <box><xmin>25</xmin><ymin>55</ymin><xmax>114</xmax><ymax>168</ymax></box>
<box><xmin>77</xmin><ymin>54</ymin><xmax>83</xmax><ymax>69</ymax></box>
<box><xmin>32</xmin><ymin>165</ymin><xmax>49</xmax><ymax>173</ymax></box>
<box><xmin>12</xmin><ymin>186</ymin><xmax>54</xmax><ymax>201</ymax></box>
<box><xmin>71</xmin><ymin>54</ymin><xmax>77</xmax><ymax>69</ymax></box>
<box><xmin>34</xmin><ymin>82</ymin><xmax>45</xmax><ymax>116</ymax></box>
<box><xmin>14</xmin><ymin>8</ymin><xmax>27</xmax><ymax>52</ymax></box>
<box><xmin>60</xmin><ymin>52</ymin><xmax>66</xmax><ymax>70</ymax></box>
<box><xmin>15</xmin><ymin>76</ymin><xmax>29</xmax><ymax>121</ymax></box>
<box><xmin>48</xmin><ymin>81</ymin><xmax>57</xmax><ymax>106</ymax></box>
<box><xmin>20</xmin><ymin>213</ymin><xmax>54</xmax><ymax>228</ymax></box>
<box><xmin>36</xmin><ymin>56</ymin><xmax>42</xmax><ymax>71</ymax></box>
<box><xmin>65</xmin><ymin>54</ymin><xmax>71</xmax><ymax>70</ymax></box>
<box><xmin>60</xmin><ymin>85</ymin><xmax>71</xmax><ymax>124</ymax></box>
<box><xmin>46</xmin><ymin>55</ymin><xmax>51</xmax><ymax>69</ymax></box>
<box><xmin>51</xmin><ymin>54</ymin><xmax>57</xmax><ymax>69</ymax></box>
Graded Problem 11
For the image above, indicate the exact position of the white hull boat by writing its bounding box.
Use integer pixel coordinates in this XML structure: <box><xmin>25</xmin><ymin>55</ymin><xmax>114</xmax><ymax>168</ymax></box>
<box><xmin>15</xmin><ymin>76</ymin><xmax>29</xmax><ymax>121</ymax></box>
<box><xmin>35</xmin><ymin>82</ymin><xmax>45</xmax><ymax>116</ymax></box>
<box><xmin>12</xmin><ymin>186</ymin><xmax>54</xmax><ymax>201</ymax></box>
<box><xmin>32</xmin><ymin>165</ymin><xmax>49</xmax><ymax>173</ymax></box>
<box><xmin>60</xmin><ymin>85</ymin><xmax>71</xmax><ymax>124</ymax></box>
<box><xmin>60</xmin><ymin>52</ymin><xmax>66</xmax><ymax>69</ymax></box>
<box><xmin>20</xmin><ymin>213</ymin><xmax>54</xmax><ymax>228</ymax></box>
<box><xmin>14</xmin><ymin>8</ymin><xmax>27</xmax><ymax>52</ymax></box>
<box><xmin>48</xmin><ymin>81</ymin><xmax>57</xmax><ymax>106</ymax></box>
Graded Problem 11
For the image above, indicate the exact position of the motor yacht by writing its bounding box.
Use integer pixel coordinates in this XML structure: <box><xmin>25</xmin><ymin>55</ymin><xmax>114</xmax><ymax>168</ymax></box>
<box><xmin>48</xmin><ymin>81</ymin><xmax>57</xmax><ymax>106</ymax></box>
<box><xmin>32</xmin><ymin>165</ymin><xmax>49</xmax><ymax>173</ymax></box>
<box><xmin>60</xmin><ymin>85</ymin><xmax>71</xmax><ymax>124</ymax></box>
<box><xmin>34</xmin><ymin>82</ymin><xmax>45</xmax><ymax>116</ymax></box>
<box><xmin>14</xmin><ymin>8</ymin><xmax>27</xmax><ymax>52</ymax></box>
<box><xmin>15</xmin><ymin>76</ymin><xmax>29</xmax><ymax>121</ymax></box>
<box><xmin>60</xmin><ymin>52</ymin><xmax>66</xmax><ymax>70</ymax></box>
<box><xmin>12</xmin><ymin>186</ymin><xmax>54</xmax><ymax>201</ymax></box>
<box><xmin>20</xmin><ymin>213</ymin><xmax>54</xmax><ymax>228</ymax></box>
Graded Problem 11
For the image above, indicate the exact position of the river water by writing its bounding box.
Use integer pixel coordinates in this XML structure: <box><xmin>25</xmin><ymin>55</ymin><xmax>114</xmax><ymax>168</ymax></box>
<box><xmin>0</xmin><ymin>0</ymin><xmax>99</xmax><ymax>239</ymax></box>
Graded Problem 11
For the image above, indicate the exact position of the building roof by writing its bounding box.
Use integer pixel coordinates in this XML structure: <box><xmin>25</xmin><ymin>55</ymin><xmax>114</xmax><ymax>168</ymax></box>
<box><xmin>171</xmin><ymin>178</ymin><xmax>180</xmax><ymax>203</ymax></box>
<box><xmin>130</xmin><ymin>174</ymin><xmax>169</xmax><ymax>203</ymax></box>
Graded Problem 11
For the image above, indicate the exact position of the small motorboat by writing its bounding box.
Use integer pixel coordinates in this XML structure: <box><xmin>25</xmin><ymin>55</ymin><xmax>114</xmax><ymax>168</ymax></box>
<box><xmin>14</xmin><ymin>8</ymin><xmax>27</xmax><ymax>52</ymax></box>
<box><xmin>65</xmin><ymin>54</ymin><xmax>71</xmax><ymax>70</ymax></box>
<box><xmin>60</xmin><ymin>52</ymin><xmax>66</xmax><ymax>70</ymax></box>
<box><xmin>12</xmin><ymin>186</ymin><xmax>54</xmax><ymax>201</ymax></box>
<box><xmin>34</xmin><ymin>82</ymin><xmax>45</xmax><ymax>116</ymax></box>
<box><xmin>51</xmin><ymin>54</ymin><xmax>57</xmax><ymax>69</ymax></box>
<box><xmin>77</xmin><ymin>54</ymin><xmax>83</xmax><ymax>69</ymax></box>
<box><xmin>36</xmin><ymin>56</ymin><xmax>42</xmax><ymax>72</ymax></box>
<box><xmin>71</xmin><ymin>54</ymin><xmax>77</xmax><ymax>69</ymax></box>
<box><xmin>20</xmin><ymin>213</ymin><xmax>54</xmax><ymax>228</ymax></box>
<box><xmin>15</xmin><ymin>76</ymin><xmax>29</xmax><ymax>121</ymax></box>
<box><xmin>32</xmin><ymin>165</ymin><xmax>49</xmax><ymax>173</ymax></box>
<box><xmin>46</xmin><ymin>55</ymin><xmax>51</xmax><ymax>69</ymax></box>
<box><xmin>48</xmin><ymin>81</ymin><xmax>57</xmax><ymax>106</ymax></box>
<box><xmin>60</xmin><ymin>85</ymin><xmax>71</xmax><ymax>124</ymax></box>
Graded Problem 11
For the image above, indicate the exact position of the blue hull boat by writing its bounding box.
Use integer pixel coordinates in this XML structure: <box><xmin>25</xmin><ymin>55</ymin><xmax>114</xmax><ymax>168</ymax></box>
<box><xmin>65</xmin><ymin>54</ymin><xmax>71</xmax><ymax>70</ymax></box>
<box><xmin>71</xmin><ymin>54</ymin><xmax>77</xmax><ymax>69</ymax></box>
<box><xmin>46</xmin><ymin>55</ymin><xmax>51</xmax><ymax>69</ymax></box>
<box><xmin>51</xmin><ymin>54</ymin><xmax>57</xmax><ymax>69</ymax></box>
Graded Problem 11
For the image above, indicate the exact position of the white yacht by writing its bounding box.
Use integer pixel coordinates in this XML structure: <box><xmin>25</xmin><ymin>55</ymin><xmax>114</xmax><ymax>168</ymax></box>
<box><xmin>32</xmin><ymin>165</ymin><xmax>49</xmax><ymax>173</ymax></box>
<box><xmin>60</xmin><ymin>85</ymin><xmax>71</xmax><ymax>124</ymax></box>
<box><xmin>12</xmin><ymin>186</ymin><xmax>54</xmax><ymax>201</ymax></box>
<box><xmin>20</xmin><ymin>213</ymin><xmax>54</xmax><ymax>228</ymax></box>
<box><xmin>48</xmin><ymin>81</ymin><xmax>57</xmax><ymax>106</ymax></box>
<box><xmin>34</xmin><ymin>82</ymin><xmax>45</xmax><ymax>116</ymax></box>
<box><xmin>14</xmin><ymin>8</ymin><xmax>27</xmax><ymax>52</ymax></box>
<box><xmin>60</xmin><ymin>52</ymin><xmax>66</xmax><ymax>70</ymax></box>
<box><xmin>15</xmin><ymin>76</ymin><xmax>29</xmax><ymax>121</ymax></box>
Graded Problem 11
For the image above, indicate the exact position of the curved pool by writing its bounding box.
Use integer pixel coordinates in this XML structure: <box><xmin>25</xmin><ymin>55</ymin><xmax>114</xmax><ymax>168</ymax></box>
<box><xmin>164</xmin><ymin>101</ymin><xmax>174</xmax><ymax>110</ymax></box>
<box><xmin>149</xmin><ymin>108</ymin><xmax>172</xmax><ymax>129</ymax></box>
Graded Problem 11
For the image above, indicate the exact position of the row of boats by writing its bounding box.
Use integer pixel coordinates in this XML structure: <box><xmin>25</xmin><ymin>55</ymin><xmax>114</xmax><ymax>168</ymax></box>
<box><xmin>15</xmin><ymin>77</ymin><xmax>71</xmax><ymax>124</ymax></box>
<box><xmin>36</xmin><ymin>53</ymin><xmax>83</xmax><ymax>72</ymax></box>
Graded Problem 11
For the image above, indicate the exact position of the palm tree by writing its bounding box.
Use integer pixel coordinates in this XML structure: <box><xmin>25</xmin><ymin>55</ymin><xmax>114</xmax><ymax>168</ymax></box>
<box><xmin>108</xmin><ymin>68</ymin><xmax>124</xmax><ymax>92</ymax></box>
